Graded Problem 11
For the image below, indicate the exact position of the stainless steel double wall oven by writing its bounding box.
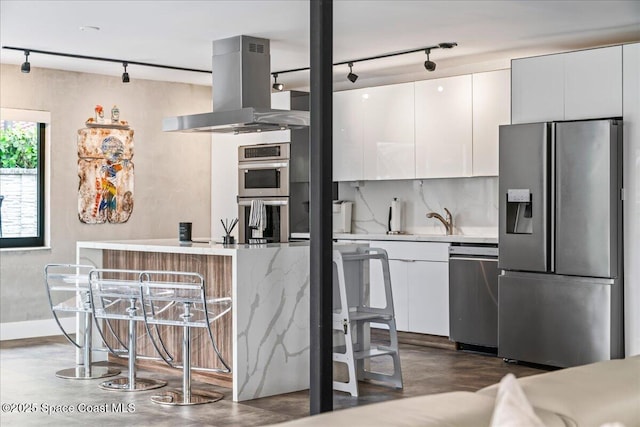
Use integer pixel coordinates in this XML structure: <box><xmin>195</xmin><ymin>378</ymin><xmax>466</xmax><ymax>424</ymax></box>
<box><xmin>237</xmin><ymin>91</ymin><xmax>311</xmax><ymax>244</ymax></box>
<box><xmin>238</xmin><ymin>143</ymin><xmax>290</xmax><ymax>243</ymax></box>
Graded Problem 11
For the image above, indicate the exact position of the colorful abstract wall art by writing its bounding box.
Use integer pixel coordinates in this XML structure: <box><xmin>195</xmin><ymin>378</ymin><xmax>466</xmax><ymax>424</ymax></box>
<box><xmin>77</xmin><ymin>124</ymin><xmax>134</xmax><ymax>224</ymax></box>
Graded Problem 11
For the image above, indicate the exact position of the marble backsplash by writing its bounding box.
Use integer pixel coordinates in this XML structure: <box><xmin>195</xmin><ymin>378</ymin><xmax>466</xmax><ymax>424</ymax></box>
<box><xmin>337</xmin><ymin>177</ymin><xmax>498</xmax><ymax>236</ymax></box>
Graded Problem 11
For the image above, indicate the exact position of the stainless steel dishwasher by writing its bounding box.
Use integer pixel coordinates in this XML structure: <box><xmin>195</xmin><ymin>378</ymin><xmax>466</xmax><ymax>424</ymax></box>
<box><xmin>449</xmin><ymin>243</ymin><xmax>499</xmax><ymax>353</ymax></box>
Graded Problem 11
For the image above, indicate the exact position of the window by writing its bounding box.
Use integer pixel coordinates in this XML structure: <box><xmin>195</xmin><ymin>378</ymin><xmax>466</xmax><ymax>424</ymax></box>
<box><xmin>0</xmin><ymin>108</ymin><xmax>48</xmax><ymax>248</ymax></box>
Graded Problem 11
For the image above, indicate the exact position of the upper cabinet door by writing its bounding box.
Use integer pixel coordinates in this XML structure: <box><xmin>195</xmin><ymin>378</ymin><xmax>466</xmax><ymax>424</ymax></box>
<box><xmin>564</xmin><ymin>46</ymin><xmax>623</xmax><ymax>120</ymax></box>
<box><xmin>333</xmin><ymin>89</ymin><xmax>365</xmax><ymax>181</ymax></box>
<box><xmin>362</xmin><ymin>83</ymin><xmax>415</xmax><ymax>180</ymax></box>
<box><xmin>472</xmin><ymin>70</ymin><xmax>511</xmax><ymax>176</ymax></box>
<box><xmin>415</xmin><ymin>75</ymin><xmax>472</xmax><ymax>178</ymax></box>
<box><xmin>511</xmin><ymin>54</ymin><xmax>565</xmax><ymax>124</ymax></box>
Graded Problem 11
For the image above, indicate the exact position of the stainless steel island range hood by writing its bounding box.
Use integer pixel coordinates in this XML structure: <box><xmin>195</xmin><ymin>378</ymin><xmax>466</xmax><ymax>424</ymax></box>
<box><xmin>163</xmin><ymin>35</ymin><xmax>310</xmax><ymax>134</ymax></box>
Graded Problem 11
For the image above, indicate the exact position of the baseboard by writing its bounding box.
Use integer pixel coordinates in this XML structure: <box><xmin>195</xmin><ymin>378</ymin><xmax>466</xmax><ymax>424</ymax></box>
<box><xmin>0</xmin><ymin>317</ymin><xmax>74</xmax><ymax>341</ymax></box>
<box><xmin>370</xmin><ymin>328</ymin><xmax>457</xmax><ymax>351</ymax></box>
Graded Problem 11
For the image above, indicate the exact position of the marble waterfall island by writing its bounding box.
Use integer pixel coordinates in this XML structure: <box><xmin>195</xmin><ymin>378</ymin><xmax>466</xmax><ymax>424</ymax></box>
<box><xmin>77</xmin><ymin>239</ymin><xmax>319</xmax><ymax>402</ymax></box>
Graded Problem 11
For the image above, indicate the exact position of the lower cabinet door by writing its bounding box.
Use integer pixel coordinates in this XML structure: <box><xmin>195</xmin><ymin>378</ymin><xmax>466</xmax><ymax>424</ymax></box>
<box><xmin>369</xmin><ymin>259</ymin><xmax>408</xmax><ymax>331</ymax></box>
<box><xmin>367</xmin><ymin>253</ymin><xmax>449</xmax><ymax>335</ymax></box>
<box><xmin>389</xmin><ymin>260</ymin><xmax>409</xmax><ymax>331</ymax></box>
<box><xmin>408</xmin><ymin>261</ymin><xmax>449</xmax><ymax>336</ymax></box>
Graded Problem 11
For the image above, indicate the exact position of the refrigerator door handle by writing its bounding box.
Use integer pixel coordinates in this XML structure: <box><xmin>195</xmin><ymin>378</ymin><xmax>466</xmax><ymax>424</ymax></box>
<box><xmin>550</xmin><ymin>122</ymin><xmax>555</xmax><ymax>273</ymax></box>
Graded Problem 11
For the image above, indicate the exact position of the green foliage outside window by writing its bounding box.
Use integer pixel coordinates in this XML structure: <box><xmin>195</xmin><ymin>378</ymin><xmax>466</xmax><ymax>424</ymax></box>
<box><xmin>0</xmin><ymin>126</ymin><xmax>38</xmax><ymax>168</ymax></box>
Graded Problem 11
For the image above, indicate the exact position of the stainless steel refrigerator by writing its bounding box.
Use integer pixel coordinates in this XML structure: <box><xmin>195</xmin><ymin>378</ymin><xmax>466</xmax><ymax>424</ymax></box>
<box><xmin>498</xmin><ymin>119</ymin><xmax>624</xmax><ymax>368</ymax></box>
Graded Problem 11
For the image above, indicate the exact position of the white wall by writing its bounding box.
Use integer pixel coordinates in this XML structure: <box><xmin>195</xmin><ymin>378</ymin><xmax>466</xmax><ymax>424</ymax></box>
<box><xmin>0</xmin><ymin>64</ymin><xmax>211</xmax><ymax>328</ymax></box>
<box><xmin>623</xmin><ymin>43</ymin><xmax>640</xmax><ymax>356</ymax></box>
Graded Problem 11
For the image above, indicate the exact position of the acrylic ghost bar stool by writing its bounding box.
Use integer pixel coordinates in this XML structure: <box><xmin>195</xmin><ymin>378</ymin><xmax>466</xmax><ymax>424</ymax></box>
<box><xmin>44</xmin><ymin>263</ymin><xmax>120</xmax><ymax>380</ymax></box>
<box><xmin>140</xmin><ymin>270</ymin><xmax>232</xmax><ymax>406</ymax></box>
<box><xmin>88</xmin><ymin>268</ymin><xmax>167</xmax><ymax>392</ymax></box>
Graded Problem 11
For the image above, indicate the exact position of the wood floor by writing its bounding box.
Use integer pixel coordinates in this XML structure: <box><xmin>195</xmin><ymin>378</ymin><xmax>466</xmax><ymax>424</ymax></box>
<box><xmin>0</xmin><ymin>335</ymin><xmax>547</xmax><ymax>426</ymax></box>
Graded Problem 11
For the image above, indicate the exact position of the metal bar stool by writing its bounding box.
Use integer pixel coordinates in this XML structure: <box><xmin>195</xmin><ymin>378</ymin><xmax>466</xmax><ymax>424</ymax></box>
<box><xmin>88</xmin><ymin>268</ymin><xmax>167</xmax><ymax>392</ymax></box>
<box><xmin>44</xmin><ymin>263</ymin><xmax>120</xmax><ymax>380</ymax></box>
<box><xmin>140</xmin><ymin>270</ymin><xmax>231</xmax><ymax>406</ymax></box>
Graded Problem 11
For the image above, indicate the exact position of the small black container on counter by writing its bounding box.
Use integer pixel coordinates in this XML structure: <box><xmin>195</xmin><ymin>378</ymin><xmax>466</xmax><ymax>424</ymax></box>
<box><xmin>179</xmin><ymin>222</ymin><xmax>192</xmax><ymax>242</ymax></box>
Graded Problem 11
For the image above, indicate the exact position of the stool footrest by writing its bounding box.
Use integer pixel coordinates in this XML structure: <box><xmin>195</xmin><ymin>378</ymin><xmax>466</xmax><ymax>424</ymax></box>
<box><xmin>99</xmin><ymin>376</ymin><xmax>166</xmax><ymax>392</ymax></box>
<box><xmin>348</xmin><ymin>310</ymin><xmax>393</xmax><ymax>322</ymax></box>
<box><xmin>150</xmin><ymin>389</ymin><xmax>224</xmax><ymax>406</ymax></box>
<box><xmin>55</xmin><ymin>366</ymin><xmax>120</xmax><ymax>380</ymax></box>
<box><xmin>353</xmin><ymin>346</ymin><xmax>397</xmax><ymax>359</ymax></box>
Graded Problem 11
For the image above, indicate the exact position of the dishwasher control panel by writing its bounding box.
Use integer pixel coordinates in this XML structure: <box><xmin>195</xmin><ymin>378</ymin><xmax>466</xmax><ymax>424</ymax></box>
<box><xmin>449</xmin><ymin>244</ymin><xmax>498</xmax><ymax>257</ymax></box>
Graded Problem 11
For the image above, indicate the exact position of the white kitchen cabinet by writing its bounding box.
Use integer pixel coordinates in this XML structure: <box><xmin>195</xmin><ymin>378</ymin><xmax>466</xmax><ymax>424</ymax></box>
<box><xmin>369</xmin><ymin>259</ymin><xmax>409</xmax><ymax>331</ymax></box>
<box><xmin>512</xmin><ymin>46</ymin><xmax>623</xmax><ymax>124</ymax></box>
<box><xmin>333</xmin><ymin>83</ymin><xmax>414</xmax><ymax>181</ymax></box>
<box><xmin>367</xmin><ymin>241</ymin><xmax>449</xmax><ymax>336</ymax></box>
<box><xmin>472</xmin><ymin>70</ymin><xmax>511</xmax><ymax>176</ymax></box>
<box><xmin>407</xmin><ymin>260</ymin><xmax>449</xmax><ymax>335</ymax></box>
<box><xmin>511</xmin><ymin>54</ymin><xmax>564</xmax><ymax>124</ymax></box>
<box><xmin>415</xmin><ymin>75</ymin><xmax>473</xmax><ymax>178</ymax></box>
<box><xmin>333</xmin><ymin>89</ymin><xmax>365</xmax><ymax>181</ymax></box>
<box><xmin>271</xmin><ymin>91</ymin><xmax>292</xmax><ymax>110</ymax></box>
<box><xmin>362</xmin><ymin>83</ymin><xmax>415</xmax><ymax>180</ymax></box>
<box><xmin>564</xmin><ymin>46</ymin><xmax>622</xmax><ymax>120</ymax></box>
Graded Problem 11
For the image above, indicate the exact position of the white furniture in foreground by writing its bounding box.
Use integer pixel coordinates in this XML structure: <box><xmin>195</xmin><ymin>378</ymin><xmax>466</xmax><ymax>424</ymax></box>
<box><xmin>274</xmin><ymin>355</ymin><xmax>640</xmax><ymax>427</ymax></box>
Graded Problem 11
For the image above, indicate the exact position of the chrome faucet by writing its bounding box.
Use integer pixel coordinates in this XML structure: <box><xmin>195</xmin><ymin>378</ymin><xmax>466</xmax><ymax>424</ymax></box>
<box><xmin>426</xmin><ymin>208</ymin><xmax>454</xmax><ymax>235</ymax></box>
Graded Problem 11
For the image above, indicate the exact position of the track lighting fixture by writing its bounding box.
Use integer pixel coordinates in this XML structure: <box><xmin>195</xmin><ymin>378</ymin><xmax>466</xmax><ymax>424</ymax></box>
<box><xmin>6</xmin><ymin>40</ymin><xmax>458</xmax><ymax>83</ymax></box>
<box><xmin>424</xmin><ymin>48</ymin><xmax>436</xmax><ymax>72</ymax></box>
<box><xmin>272</xmin><ymin>73</ymin><xmax>284</xmax><ymax>91</ymax></box>
<box><xmin>273</xmin><ymin>41</ymin><xmax>457</xmax><ymax>82</ymax></box>
<box><xmin>21</xmin><ymin>50</ymin><xmax>30</xmax><ymax>73</ymax></box>
<box><xmin>347</xmin><ymin>62</ymin><xmax>358</xmax><ymax>83</ymax></box>
<box><xmin>4</xmin><ymin>46</ymin><xmax>211</xmax><ymax>80</ymax></box>
<box><xmin>121</xmin><ymin>62</ymin><xmax>130</xmax><ymax>83</ymax></box>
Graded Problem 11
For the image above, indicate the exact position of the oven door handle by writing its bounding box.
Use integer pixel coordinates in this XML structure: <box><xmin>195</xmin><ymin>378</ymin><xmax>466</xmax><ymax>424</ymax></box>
<box><xmin>238</xmin><ymin>161</ymin><xmax>289</xmax><ymax>170</ymax></box>
<box><xmin>238</xmin><ymin>199</ymin><xmax>289</xmax><ymax>207</ymax></box>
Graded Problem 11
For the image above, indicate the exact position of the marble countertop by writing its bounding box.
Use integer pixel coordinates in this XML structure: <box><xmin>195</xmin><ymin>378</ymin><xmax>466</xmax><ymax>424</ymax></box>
<box><xmin>77</xmin><ymin>238</ymin><xmax>310</xmax><ymax>256</ymax></box>
<box><xmin>292</xmin><ymin>232</ymin><xmax>498</xmax><ymax>244</ymax></box>
<box><xmin>335</xmin><ymin>233</ymin><xmax>498</xmax><ymax>244</ymax></box>
<box><xmin>77</xmin><ymin>233</ymin><xmax>498</xmax><ymax>255</ymax></box>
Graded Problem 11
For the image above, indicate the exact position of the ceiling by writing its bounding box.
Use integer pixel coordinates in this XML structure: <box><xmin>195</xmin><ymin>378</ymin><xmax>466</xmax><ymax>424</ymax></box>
<box><xmin>1</xmin><ymin>0</ymin><xmax>639</xmax><ymax>91</ymax></box>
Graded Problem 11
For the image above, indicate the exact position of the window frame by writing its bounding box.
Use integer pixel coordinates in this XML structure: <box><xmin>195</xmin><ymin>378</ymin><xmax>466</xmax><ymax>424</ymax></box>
<box><xmin>0</xmin><ymin>108</ymin><xmax>50</xmax><ymax>249</ymax></box>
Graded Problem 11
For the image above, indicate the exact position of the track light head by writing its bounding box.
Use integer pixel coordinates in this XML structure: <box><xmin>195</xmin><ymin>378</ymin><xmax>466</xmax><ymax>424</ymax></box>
<box><xmin>438</xmin><ymin>42</ymin><xmax>458</xmax><ymax>49</ymax></box>
<box><xmin>424</xmin><ymin>60</ymin><xmax>436</xmax><ymax>72</ymax></box>
<box><xmin>272</xmin><ymin>73</ymin><xmax>284</xmax><ymax>91</ymax></box>
<box><xmin>347</xmin><ymin>62</ymin><xmax>358</xmax><ymax>83</ymax></box>
<box><xmin>121</xmin><ymin>62</ymin><xmax>130</xmax><ymax>83</ymax></box>
<box><xmin>21</xmin><ymin>50</ymin><xmax>30</xmax><ymax>73</ymax></box>
<box><xmin>424</xmin><ymin>48</ymin><xmax>436</xmax><ymax>72</ymax></box>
